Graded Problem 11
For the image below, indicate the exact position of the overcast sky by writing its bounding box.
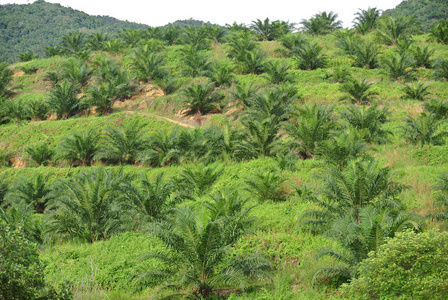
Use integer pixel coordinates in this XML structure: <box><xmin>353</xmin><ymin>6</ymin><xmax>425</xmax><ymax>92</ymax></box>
<box><xmin>0</xmin><ymin>0</ymin><xmax>404</xmax><ymax>28</ymax></box>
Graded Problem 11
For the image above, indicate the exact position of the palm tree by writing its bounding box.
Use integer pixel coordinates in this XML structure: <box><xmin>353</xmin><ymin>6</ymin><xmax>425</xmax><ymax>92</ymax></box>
<box><xmin>133</xmin><ymin>205</ymin><xmax>271</xmax><ymax>298</ymax></box>
<box><xmin>118</xmin><ymin>172</ymin><xmax>172</xmax><ymax>224</ymax></box>
<box><xmin>402</xmin><ymin>82</ymin><xmax>431</xmax><ymax>101</ymax></box>
<box><xmin>244</xmin><ymin>169</ymin><xmax>288</xmax><ymax>203</ymax></box>
<box><xmin>411</xmin><ymin>44</ymin><xmax>435</xmax><ymax>68</ymax></box>
<box><xmin>293</xmin><ymin>42</ymin><xmax>327</xmax><ymax>70</ymax></box>
<box><xmin>353</xmin><ymin>7</ymin><xmax>381</xmax><ymax>34</ymax></box>
<box><xmin>47</xmin><ymin>168</ymin><xmax>128</xmax><ymax>243</ymax></box>
<box><xmin>262</xmin><ymin>60</ymin><xmax>293</xmax><ymax>84</ymax></box>
<box><xmin>317</xmin><ymin>128</ymin><xmax>370</xmax><ymax>170</ymax></box>
<box><xmin>0</xmin><ymin>62</ymin><xmax>15</xmax><ymax>98</ymax></box>
<box><xmin>204</xmin><ymin>24</ymin><xmax>228</xmax><ymax>44</ymax></box>
<box><xmin>86</xmin><ymin>31</ymin><xmax>110</xmax><ymax>51</ymax></box>
<box><xmin>298</xmin><ymin>159</ymin><xmax>406</xmax><ymax>234</ymax></box>
<box><xmin>117</xmin><ymin>28</ymin><xmax>145</xmax><ymax>48</ymax></box>
<box><xmin>429</xmin><ymin>18</ymin><xmax>448</xmax><ymax>44</ymax></box>
<box><xmin>137</xmin><ymin>127</ymin><xmax>183</xmax><ymax>167</ymax></box>
<box><xmin>301</xmin><ymin>11</ymin><xmax>342</xmax><ymax>35</ymax></box>
<box><xmin>58</xmin><ymin>129</ymin><xmax>99</xmax><ymax>166</ymax></box>
<box><xmin>173</xmin><ymin>163</ymin><xmax>223</xmax><ymax>196</ymax></box>
<box><xmin>381</xmin><ymin>52</ymin><xmax>416</xmax><ymax>81</ymax></box>
<box><xmin>353</xmin><ymin>40</ymin><xmax>380</xmax><ymax>69</ymax></box>
<box><xmin>6</xmin><ymin>172</ymin><xmax>52</xmax><ymax>214</ymax></box>
<box><xmin>250</xmin><ymin>18</ymin><xmax>292</xmax><ymax>41</ymax></box>
<box><xmin>206</xmin><ymin>62</ymin><xmax>234</xmax><ymax>87</ymax></box>
<box><xmin>240</xmin><ymin>48</ymin><xmax>267</xmax><ymax>74</ymax></box>
<box><xmin>179</xmin><ymin>26</ymin><xmax>211</xmax><ymax>50</ymax></box>
<box><xmin>96</xmin><ymin>120</ymin><xmax>148</xmax><ymax>164</ymax></box>
<box><xmin>85</xmin><ymin>82</ymin><xmax>119</xmax><ymax>115</ymax></box>
<box><xmin>230</xmin><ymin>81</ymin><xmax>258</xmax><ymax>110</ymax></box>
<box><xmin>286</xmin><ymin>104</ymin><xmax>336</xmax><ymax>159</ymax></box>
<box><xmin>61</xmin><ymin>31</ymin><xmax>86</xmax><ymax>55</ymax></box>
<box><xmin>23</xmin><ymin>142</ymin><xmax>54</xmax><ymax>167</ymax></box>
<box><xmin>47</xmin><ymin>80</ymin><xmax>80</xmax><ymax>119</ymax></box>
<box><xmin>238</xmin><ymin>117</ymin><xmax>282</xmax><ymax>158</ymax></box>
<box><xmin>130</xmin><ymin>46</ymin><xmax>167</xmax><ymax>82</ymax></box>
<box><xmin>340</xmin><ymin>105</ymin><xmax>391</xmax><ymax>144</ymax></box>
<box><xmin>434</xmin><ymin>58</ymin><xmax>448</xmax><ymax>81</ymax></box>
<box><xmin>154</xmin><ymin>75</ymin><xmax>179</xmax><ymax>95</ymax></box>
<box><xmin>181</xmin><ymin>81</ymin><xmax>221</xmax><ymax>115</ymax></box>
<box><xmin>25</xmin><ymin>96</ymin><xmax>49</xmax><ymax>121</ymax></box>
<box><xmin>340</xmin><ymin>78</ymin><xmax>378</xmax><ymax>104</ymax></box>
<box><xmin>375</xmin><ymin>16</ymin><xmax>420</xmax><ymax>45</ymax></box>
<box><xmin>401</xmin><ymin>112</ymin><xmax>447</xmax><ymax>147</ymax></box>
<box><xmin>202</xmin><ymin>124</ymin><xmax>244</xmax><ymax>162</ymax></box>
<box><xmin>312</xmin><ymin>205</ymin><xmax>420</xmax><ymax>286</ymax></box>
<box><xmin>424</xmin><ymin>99</ymin><xmax>448</xmax><ymax>120</ymax></box>
<box><xmin>276</xmin><ymin>33</ymin><xmax>307</xmax><ymax>57</ymax></box>
<box><xmin>179</xmin><ymin>45</ymin><xmax>213</xmax><ymax>77</ymax></box>
<box><xmin>1</xmin><ymin>98</ymin><xmax>28</xmax><ymax>123</ymax></box>
<box><xmin>226</xmin><ymin>31</ymin><xmax>257</xmax><ymax>62</ymax></box>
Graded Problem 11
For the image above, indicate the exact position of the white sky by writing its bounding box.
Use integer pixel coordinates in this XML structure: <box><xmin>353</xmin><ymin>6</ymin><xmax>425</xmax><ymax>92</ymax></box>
<box><xmin>0</xmin><ymin>0</ymin><xmax>404</xmax><ymax>28</ymax></box>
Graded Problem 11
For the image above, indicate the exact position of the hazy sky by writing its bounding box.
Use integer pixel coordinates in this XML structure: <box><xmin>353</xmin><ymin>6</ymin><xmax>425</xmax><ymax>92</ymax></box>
<box><xmin>0</xmin><ymin>0</ymin><xmax>404</xmax><ymax>27</ymax></box>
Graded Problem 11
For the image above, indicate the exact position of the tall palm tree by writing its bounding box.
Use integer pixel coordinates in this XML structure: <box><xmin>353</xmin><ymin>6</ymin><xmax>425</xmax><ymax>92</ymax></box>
<box><xmin>133</xmin><ymin>205</ymin><xmax>271</xmax><ymax>298</ymax></box>
<box><xmin>47</xmin><ymin>168</ymin><xmax>128</xmax><ymax>243</ymax></box>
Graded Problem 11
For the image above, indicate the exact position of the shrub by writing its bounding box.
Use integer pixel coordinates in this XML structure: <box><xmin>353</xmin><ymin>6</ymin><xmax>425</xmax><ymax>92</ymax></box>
<box><xmin>402</xmin><ymin>82</ymin><xmax>431</xmax><ymax>101</ymax></box>
<box><xmin>342</xmin><ymin>230</ymin><xmax>448</xmax><ymax>300</ymax></box>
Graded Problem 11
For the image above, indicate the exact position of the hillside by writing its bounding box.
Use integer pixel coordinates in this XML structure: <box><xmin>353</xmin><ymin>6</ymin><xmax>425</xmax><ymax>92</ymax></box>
<box><xmin>1</xmin><ymin>13</ymin><xmax>448</xmax><ymax>300</ymax></box>
<box><xmin>383</xmin><ymin>0</ymin><xmax>448</xmax><ymax>31</ymax></box>
<box><xmin>0</xmin><ymin>0</ymin><xmax>147</xmax><ymax>62</ymax></box>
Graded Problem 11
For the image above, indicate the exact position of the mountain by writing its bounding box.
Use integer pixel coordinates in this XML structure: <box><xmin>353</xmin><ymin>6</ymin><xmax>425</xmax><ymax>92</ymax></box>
<box><xmin>382</xmin><ymin>0</ymin><xmax>448</xmax><ymax>31</ymax></box>
<box><xmin>166</xmin><ymin>19</ymin><xmax>214</xmax><ymax>28</ymax></box>
<box><xmin>0</xmin><ymin>0</ymin><xmax>148</xmax><ymax>62</ymax></box>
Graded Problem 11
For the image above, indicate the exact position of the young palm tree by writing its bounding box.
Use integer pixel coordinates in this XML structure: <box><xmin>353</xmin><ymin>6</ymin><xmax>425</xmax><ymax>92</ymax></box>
<box><xmin>340</xmin><ymin>78</ymin><xmax>378</xmax><ymax>104</ymax></box>
<box><xmin>130</xmin><ymin>47</ymin><xmax>167</xmax><ymax>82</ymax></box>
<box><xmin>244</xmin><ymin>169</ymin><xmax>288</xmax><ymax>203</ymax></box>
<box><xmin>118</xmin><ymin>172</ymin><xmax>172</xmax><ymax>224</ymax></box>
<box><xmin>85</xmin><ymin>82</ymin><xmax>119</xmax><ymax>115</ymax></box>
<box><xmin>298</xmin><ymin>159</ymin><xmax>405</xmax><ymax>234</ymax></box>
<box><xmin>202</xmin><ymin>124</ymin><xmax>244</xmax><ymax>163</ymax></box>
<box><xmin>154</xmin><ymin>75</ymin><xmax>179</xmax><ymax>95</ymax></box>
<box><xmin>401</xmin><ymin>112</ymin><xmax>447</xmax><ymax>147</ymax></box>
<box><xmin>381</xmin><ymin>52</ymin><xmax>416</xmax><ymax>81</ymax></box>
<box><xmin>238</xmin><ymin>117</ymin><xmax>282</xmax><ymax>158</ymax></box>
<box><xmin>179</xmin><ymin>45</ymin><xmax>213</xmax><ymax>77</ymax></box>
<box><xmin>317</xmin><ymin>128</ymin><xmax>370</xmax><ymax>170</ymax></box>
<box><xmin>353</xmin><ymin>40</ymin><xmax>380</xmax><ymax>69</ymax></box>
<box><xmin>117</xmin><ymin>28</ymin><xmax>145</xmax><ymax>48</ymax></box>
<box><xmin>434</xmin><ymin>58</ymin><xmax>448</xmax><ymax>80</ymax></box>
<box><xmin>286</xmin><ymin>104</ymin><xmax>337</xmax><ymax>159</ymax></box>
<box><xmin>204</xmin><ymin>24</ymin><xmax>228</xmax><ymax>44</ymax></box>
<box><xmin>226</xmin><ymin>31</ymin><xmax>257</xmax><ymax>62</ymax></box>
<box><xmin>133</xmin><ymin>205</ymin><xmax>271</xmax><ymax>298</ymax></box>
<box><xmin>25</xmin><ymin>96</ymin><xmax>49</xmax><ymax>121</ymax></box>
<box><xmin>96</xmin><ymin>120</ymin><xmax>148</xmax><ymax>164</ymax></box>
<box><xmin>312</xmin><ymin>205</ymin><xmax>420</xmax><ymax>286</ymax></box>
<box><xmin>61</xmin><ymin>31</ymin><xmax>86</xmax><ymax>55</ymax></box>
<box><xmin>181</xmin><ymin>81</ymin><xmax>221</xmax><ymax>115</ymax></box>
<box><xmin>429</xmin><ymin>18</ymin><xmax>448</xmax><ymax>45</ymax></box>
<box><xmin>411</xmin><ymin>44</ymin><xmax>435</xmax><ymax>68</ymax></box>
<box><xmin>47</xmin><ymin>80</ymin><xmax>81</xmax><ymax>119</ymax></box>
<box><xmin>86</xmin><ymin>31</ymin><xmax>110</xmax><ymax>51</ymax></box>
<box><xmin>402</xmin><ymin>82</ymin><xmax>431</xmax><ymax>101</ymax></box>
<box><xmin>6</xmin><ymin>172</ymin><xmax>52</xmax><ymax>214</ymax></box>
<box><xmin>375</xmin><ymin>16</ymin><xmax>420</xmax><ymax>45</ymax></box>
<box><xmin>301</xmin><ymin>11</ymin><xmax>342</xmax><ymax>35</ymax></box>
<box><xmin>230</xmin><ymin>81</ymin><xmax>258</xmax><ymax>110</ymax></box>
<box><xmin>241</xmin><ymin>48</ymin><xmax>267</xmax><ymax>74</ymax></box>
<box><xmin>293</xmin><ymin>42</ymin><xmax>327</xmax><ymax>70</ymax></box>
<box><xmin>179</xmin><ymin>26</ymin><xmax>211</xmax><ymax>50</ymax></box>
<box><xmin>0</xmin><ymin>62</ymin><xmax>14</xmax><ymax>98</ymax></box>
<box><xmin>262</xmin><ymin>60</ymin><xmax>293</xmax><ymax>84</ymax></box>
<box><xmin>58</xmin><ymin>129</ymin><xmax>99</xmax><ymax>166</ymax></box>
<box><xmin>59</xmin><ymin>58</ymin><xmax>92</xmax><ymax>88</ymax></box>
<box><xmin>137</xmin><ymin>127</ymin><xmax>183</xmax><ymax>167</ymax></box>
<box><xmin>353</xmin><ymin>7</ymin><xmax>381</xmax><ymax>34</ymax></box>
<box><xmin>206</xmin><ymin>62</ymin><xmax>234</xmax><ymax>87</ymax></box>
<box><xmin>276</xmin><ymin>33</ymin><xmax>307</xmax><ymax>57</ymax></box>
<box><xmin>23</xmin><ymin>142</ymin><xmax>54</xmax><ymax>167</ymax></box>
<box><xmin>1</xmin><ymin>98</ymin><xmax>29</xmax><ymax>123</ymax></box>
<box><xmin>424</xmin><ymin>99</ymin><xmax>448</xmax><ymax>120</ymax></box>
<box><xmin>340</xmin><ymin>104</ymin><xmax>391</xmax><ymax>144</ymax></box>
<box><xmin>47</xmin><ymin>168</ymin><xmax>128</xmax><ymax>243</ymax></box>
<box><xmin>173</xmin><ymin>163</ymin><xmax>223</xmax><ymax>196</ymax></box>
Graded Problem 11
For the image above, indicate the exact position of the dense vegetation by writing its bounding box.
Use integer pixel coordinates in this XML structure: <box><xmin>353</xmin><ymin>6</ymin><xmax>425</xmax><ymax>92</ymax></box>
<box><xmin>1</xmin><ymin>4</ymin><xmax>448</xmax><ymax>300</ymax></box>
<box><xmin>383</xmin><ymin>0</ymin><xmax>448</xmax><ymax>30</ymax></box>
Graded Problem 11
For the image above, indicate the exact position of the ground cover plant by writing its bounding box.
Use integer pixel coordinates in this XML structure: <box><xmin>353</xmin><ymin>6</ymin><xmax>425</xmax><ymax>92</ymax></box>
<box><xmin>1</xmin><ymin>7</ymin><xmax>448</xmax><ymax>300</ymax></box>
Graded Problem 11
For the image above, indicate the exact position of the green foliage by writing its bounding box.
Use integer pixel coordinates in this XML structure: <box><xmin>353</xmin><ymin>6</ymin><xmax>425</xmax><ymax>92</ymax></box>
<box><xmin>134</xmin><ymin>204</ymin><xmax>271</xmax><ymax>298</ymax></box>
<box><xmin>23</xmin><ymin>142</ymin><xmax>54</xmax><ymax>167</ymax></box>
<box><xmin>430</xmin><ymin>18</ymin><xmax>448</xmax><ymax>44</ymax></box>
<box><xmin>262</xmin><ymin>60</ymin><xmax>293</xmax><ymax>84</ymax></box>
<box><xmin>181</xmin><ymin>81</ymin><xmax>222</xmax><ymax>115</ymax></box>
<box><xmin>58</xmin><ymin>129</ymin><xmax>100</xmax><ymax>166</ymax></box>
<box><xmin>19</xmin><ymin>51</ymin><xmax>38</xmax><ymax>62</ymax></box>
<box><xmin>173</xmin><ymin>163</ymin><xmax>223</xmax><ymax>196</ymax></box>
<box><xmin>293</xmin><ymin>42</ymin><xmax>327</xmax><ymax>70</ymax></box>
<box><xmin>340</xmin><ymin>78</ymin><xmax>377</xmax><ymax>104</ymax></box>
<box><xmin>154</xmin><ymin>75</ymin><xmax>180</xmax><ymax>95</ymax></box>
<box><xmin>0</xmin><ymin>222</ymin><xmax>71</xmax><ymax>299</ymax></box>
<box><xmin>401</xmin><ymin>112</ymin><xmax>448</xmax><ymax>147</ymax></box>
<box><xmin>47</xmin><ymin>80</ymin><xmax>81</xmax><ymax>119</ymax></box>
<box><xmin>179</xmin><ymin>45</ymin><xmax>213</xmax><ymax>77</ymax></box>
<box><xmin>424</xmin><ymin>99</ymin><xmax>448</xmax><ymax>120</ymax></box>
<box><xmin>244</xmin><ymin>169</ymin><xmax>287</xmax><ymax>203</ymax></box>
<box><xmin>276</xmin><ymin>33</ymin><xmax>307</xmax><ymax>57</ymax></box>
<box><xmin>402</xmin><ymin>82</ymin><xmax>431</xmax><ymax>100</ymax></box>
<box><xmin>206</xmin><ymin>62</ymin><xmax>235</xmax><ymax>87</ymax></box>
<box><xmin>286</xmin><ymin>104</ymin><xmax>336</xmax><ymax>159</ymax></box>
<box><xmin>342</xmin><ymin>230</ymin><xmax>448</xmax><ymax>299</ymax></box>
<box><xmin>48</xmin><ymin>168</ymin><xmax>129</xmax><ymax>243</ymax></box>
<box><xmin>353</xmin><ymin>7</ymin><xmax>381</xmax><ymax>34</ymax></box>
<box><xmin>130</xmin><ymin>47</ymin><xmax>167</xmax><ymax>82</ymax></box>
<box><xmin>340</xmin><ymin>105</ymin><xmax>391</xmax><ymax>144</ymax></box>
<box><xmin>96</xmin><ymin>120</ymin><xmax>148</xmax><ymax>164</ymax></box>
<box><xmin>6</xmin><ymin>171</ymin><xmax>52</xmax><ymax>213</ymax></box>
<box><xmin>375</xmin><ymin>16</ymin><xmax>421</xmax><ymax>45</ymax></box>
<box><xmin>381</xmin><ymin>52</ymin><xmax>416</xmax><ymax>81</ymax></box>
<box><xmin>411</xmin><ymin>44</ymin><xmax>435</xmax><ymax>68</ymax></box>
<box><xmin>0</xmin><ymin>62</ymin><xmax>14</xmax><ymax>98</ymax></box>
<box><xmin>353</xmin><ymin>39</ymin><xmax>380</xmax><ymax>69</ymax></box>
<box><xmin>85</xmin><ymin>83</ymin><xmax>119</xmax><ymax>115</ymax></box>
<box><xmin>433</xmin><ymin>58</ymin><xmax>448</xmax><ymax>80</ymax></box>
<box><xmin>250</xmin><ymin>18</ymin><xmax>293</xmax><ymax>41</ymax></box>
<box><xmin>300</xmin><ymin>11</ymin><xmax>342</xmax><ymax>35</ymax></box>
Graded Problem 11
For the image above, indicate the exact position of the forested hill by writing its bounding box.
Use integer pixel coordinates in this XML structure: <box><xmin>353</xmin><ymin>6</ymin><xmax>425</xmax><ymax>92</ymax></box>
<box><xmin>383</xmin><ymin>0</ymin><xmax>448</xmax><ymax>31</ymax></box>
<box><xmin>0</xmin><ymin>0</ymin><xmax>148</xmax><ymax>62</ymax></box>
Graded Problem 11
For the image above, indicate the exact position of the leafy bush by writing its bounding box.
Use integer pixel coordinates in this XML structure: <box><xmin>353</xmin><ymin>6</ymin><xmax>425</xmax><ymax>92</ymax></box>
<box><xmin>23</xmin><ymin>142</ymin><xmax>54</xmax><ymax>166</ymax></box>
<box><xmin>342</xmin><ymin>230</ymin><xmax>448</xmax><ymax>300</ymax></box>
<box><xmin>402</xmin><ymin>82</ymin><xmax>431</xmax><ymax>100</ymax></box>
